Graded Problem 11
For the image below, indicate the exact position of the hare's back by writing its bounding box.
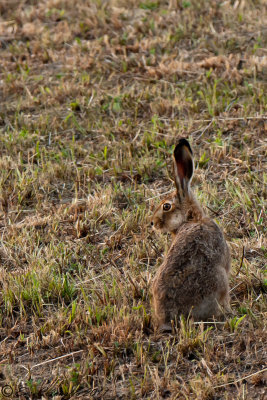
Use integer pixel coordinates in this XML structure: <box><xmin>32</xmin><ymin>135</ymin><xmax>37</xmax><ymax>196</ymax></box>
<box><xmin>169</xmin><ymin>219</ymin><xmax>226</xmax><ymax>268</ymax></box>
<box><xmin>153</xmin><ymin>220</ymin><xmax>228</xmax><ymax>313</ymax></box>
<box><xmin>155</xmin><ymin>219</ymin><xmax>227</xmax><ymax>286</ymax></box>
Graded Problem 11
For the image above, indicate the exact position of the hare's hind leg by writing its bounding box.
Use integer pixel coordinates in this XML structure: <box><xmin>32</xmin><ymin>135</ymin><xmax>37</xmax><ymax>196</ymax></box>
<box><xmin>218</xmin><ymin>268</ymin><xmax>231</xmax><ymax>313</ymax></box>
<box><xmin>152</xmin><ymin>295</ymin><xmax>171</xmax><ymax>331</ymax></box>
<box><xmin>192</xmin><ymin>296</ymin><xmax>220</xmax><ymax>321</ymax></box>
<box><xmin>219</xmin><ymin>285</ymin><xmax>231</xmax><ymax>313</ymax></box>
<box><xmin>193</xmin><ymin>269</ymin><xmax>231</xmax><ymax>320</ymax></box>
<box><xmin>152</xmin><ymin>283</ymin><xmax>172</xmax><ymax>332</ymax></box>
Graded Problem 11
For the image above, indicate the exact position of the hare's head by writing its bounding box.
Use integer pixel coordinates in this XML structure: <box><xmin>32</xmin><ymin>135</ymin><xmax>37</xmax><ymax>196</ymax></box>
<box><xmin>151</xmin><ymin>138</ymin><xmax>203</xmax><ymax>234</ymax></box>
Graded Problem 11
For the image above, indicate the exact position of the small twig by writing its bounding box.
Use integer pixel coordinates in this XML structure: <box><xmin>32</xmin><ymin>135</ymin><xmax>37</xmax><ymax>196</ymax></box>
<box><xmin>146</xmin><ymin>189</ymin><xmax>174</xmax><ymax>201</ymax></box>
<box><xmin>0</xmin><ymin>336</ymin><xmax>9</xmax><ymax>346</ymax></box>
<box><xmin>193</xmin><ymin>321</ymin><xmax>226</xmax><ymax>325</ymax></box>
<box><xmin>235</xmin><ymin>246</ymin><xmax>245</xmax><ymax>276</ymax></box>
<box><xmin>201</xmin><ymin>358</ymin><xmax>213</xmax><ymax>377</ymax></box>
<box><xmin>255</xmin><ymin>293</ymin><xmax>262</xmax><ymax>302</ymax></box>
<box><xmin>126</xmin><ymin>273</ymin><xmax>141</xmax><ymax>296</ymax></box>
<box><xmin>179</xmin><ymin>115</ymin><xmax>267</xmax><ymax>123</ymax></box>
<box><xmin>75</xmin><ymin>273</ymin><xmax>106</xmax><ymax>286</ymax></box>
<box><xmin>230</xmin><ymin>282</ymin><xmax>244</xmax><ymax>293</ymax></box>
<box><xmin>29</xmin><ymin>350</ymin><xmax>84</xmax><ymax>369</ymax></box>
<box><xmin>206</xmin><ymin>205</ymin><xmax>221</xmax><ymax>216</ymax></box>
<box><xmin>144</xmin><ymin>115</ymin><xmax>267</xmax><ymax>124</ymax></box>
<box><xmin>213</xmin><ymin>367</ymin><xmax>267</xmax><ymax>389</ymax></box>
<box><xmin>196</xmin><ymin>119</ymin><xmax>214</xmax><ymax>139</ymax></box>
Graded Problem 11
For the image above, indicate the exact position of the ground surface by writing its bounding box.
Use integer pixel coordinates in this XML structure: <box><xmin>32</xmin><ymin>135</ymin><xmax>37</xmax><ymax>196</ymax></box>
<box><xmin>0</xmin><ymin>0</ymin><xmax>266</xmax><ymax>399</ymax></box>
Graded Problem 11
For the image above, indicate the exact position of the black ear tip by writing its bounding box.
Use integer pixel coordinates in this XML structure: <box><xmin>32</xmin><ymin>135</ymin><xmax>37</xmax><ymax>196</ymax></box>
<box><xmin>174</xmin><ymin>138</ymin><xmax>193</xmax><ymax>156</ymax></box>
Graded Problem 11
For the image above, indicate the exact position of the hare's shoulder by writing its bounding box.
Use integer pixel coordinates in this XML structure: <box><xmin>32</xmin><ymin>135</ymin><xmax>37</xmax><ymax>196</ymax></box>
<box><xmin>175</xmin><ymin>219</ymin><xmax>224</xmax><ymax>244</ymax></box>
<box><xmin>164</xmin><ymin>219</ymin><xmax>225</xmax><ymax>272</ymax></box>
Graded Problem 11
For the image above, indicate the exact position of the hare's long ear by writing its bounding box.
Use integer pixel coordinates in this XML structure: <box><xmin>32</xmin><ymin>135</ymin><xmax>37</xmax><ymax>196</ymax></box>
<box><xmin>173</xmin><ymin>138</ymin><xmax>194</xmax><ymax>196</ymax></box>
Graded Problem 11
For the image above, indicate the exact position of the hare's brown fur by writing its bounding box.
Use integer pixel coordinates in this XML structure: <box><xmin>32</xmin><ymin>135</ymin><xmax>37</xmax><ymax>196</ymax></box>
<box><xmin>151</xmin><ymin>139</ymin><xmax>231</xmax><ymax>331</ymax></box>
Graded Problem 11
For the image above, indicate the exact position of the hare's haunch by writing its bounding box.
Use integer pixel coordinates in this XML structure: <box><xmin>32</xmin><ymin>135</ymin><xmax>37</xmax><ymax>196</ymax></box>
<box><xmin>151</xmin><ymin>139</ymin><xmax>231</xmax><ymax>331</ymax></box>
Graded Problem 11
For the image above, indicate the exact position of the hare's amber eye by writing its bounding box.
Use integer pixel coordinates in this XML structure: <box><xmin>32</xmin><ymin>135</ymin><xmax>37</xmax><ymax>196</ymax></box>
<box><xmin>163</xmin><ymin>203</ymin><xmax>171</xmax><ymax>211</ymax></box>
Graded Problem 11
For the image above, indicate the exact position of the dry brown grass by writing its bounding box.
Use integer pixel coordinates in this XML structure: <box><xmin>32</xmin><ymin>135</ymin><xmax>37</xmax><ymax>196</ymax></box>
<box><xmin>0</xmin><ymin>0</ymin><xmax>266</xmax><ymax>399</ymax></box>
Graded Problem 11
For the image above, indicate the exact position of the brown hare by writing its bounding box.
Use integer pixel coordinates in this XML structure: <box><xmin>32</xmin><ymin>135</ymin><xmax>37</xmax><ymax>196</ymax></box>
<box><xmin>151</xmin><ymin>138</ymin><xmax>231</xmax><ymax>332</ymax></box>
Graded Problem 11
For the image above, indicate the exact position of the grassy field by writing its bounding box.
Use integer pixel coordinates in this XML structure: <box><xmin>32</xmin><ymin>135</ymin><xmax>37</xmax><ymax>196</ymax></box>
<box><xmin>0</xmin><ymin>0</ymin><xmax>266</xmax><ymax>398</ymax></box>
